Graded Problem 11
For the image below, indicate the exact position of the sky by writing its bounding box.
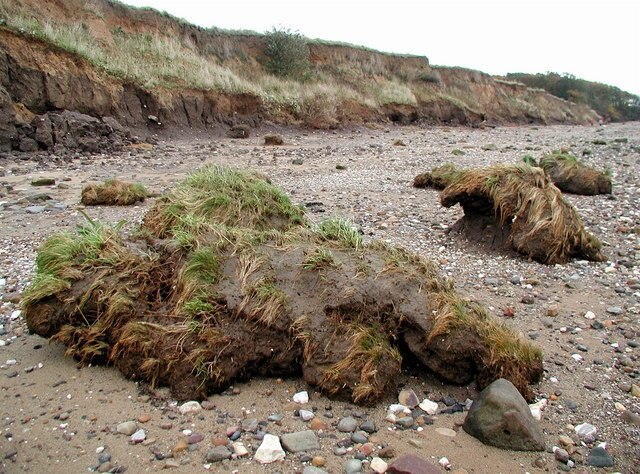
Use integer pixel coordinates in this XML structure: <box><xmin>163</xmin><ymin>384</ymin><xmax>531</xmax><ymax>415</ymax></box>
<box><xmin>121</xmin><ymin>0</ymin><xmax>640</xmax><ymax>96</ymax></box>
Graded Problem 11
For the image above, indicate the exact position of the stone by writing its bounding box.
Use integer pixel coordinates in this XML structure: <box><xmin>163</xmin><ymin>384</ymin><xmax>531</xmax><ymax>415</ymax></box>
<box><xmin>351</xmin><ymin>431</ymin><xmax>368</xmax><ymax>444</ymax></box>
<box><xmin>254</xmin><ymin>433</ymin><xmax>285</xmax><ymax>464</ymax></box>
<box><xmin>398</xmin><ymin>388</ymin><xmax>419</xmax><ymax>408</ymax></box>
<box><xmin>378</xmin><ymin>446</ymin><xmax>395</xmax><ymax>458</ymax></box>
<box><xmin>337</xmin><ymin>416</ymin><xmax>358</xmax><ymax>432</ymax></box>
<box><xmin>606</xmin><ymin>306</ymin><xmax>624</xmax><ymax>315</ymax></box>
<box><xmin>31</xmin><ymin>178</ymin><xmax>55</xmax><ymax>186</ymax></box>
<box><xmin>462</xmin><ymin>379</ymin><xmax>545</xmax><ymax>451</ymax></box>
<box><xmin>206</xmin><ymin>446</ymin><xmax>232</xmax><ymax>462</ymax></box>
<box><xmin>116</xmin><ymin>421</ymin><xmax>137</xmax><ymax>436</ymax></box>
<box><xmin>241</xmin><ymin>418</ymin><xmax>259</xmax><ymax>433</ymax></box>
<box><xmin>418</xmin><ymin>399</ymin><xmax>438</xmax><ymax>415</ymax></box>
<box><xmin>300</xmin><ymin>409</ymin><xmax>315</xmax><ymax>421</ymax></box>
<box><xmin>631</xmin><ymin>384</ymin><xmax>640</xmax><ymax>398</ymax></box>
<box><xmin>293</xmin><ymin>391</ymin><xmax>309</xmax><ymax>404</ymax></box>
<box><xmin>303</xmin><ymin>467</ymin><xmax>329</xmax><ymax>474</ymax></box>
<box><xmin>621</xmin><ymin>410</ymin><xmax>640</xmax><ymax>426</ymax></box>
<box><xmin>387</xmin><ymin>454</ymin><xmax>441</xmax><ymax>474</ymax></box>
<box><xmin>359</xmin><ymin>420</ymin><xmax>376</xmax><ymax>433</ymax></box>
<box><xmin>309</xmin><ymin>418</ymin><xmax>328</xmax><ymax>430</ymax></box>
<box><xmin>558</xmin><ymin>435</ymin><xmax>574</xmax><ymax>447</ymax></box>
<box><xmin>345</xmin><ymin>459</ymin><xmax>363</xmax><ymax>473</ymax></box>
<box><xmin>395</xmin><ymin>417</ymin><xmax>414</xmax><ymax>429</ymax></box>
<box><xmin>232</xmin><ymin>441</ymin><xmax>249</xmax><ymax>457</ymax></box>
<box><xmin>281</xmin><ymin>430</ymin><xmax>320</xmax><ymax>453</ymax></box>
<box><xmin>371</xmin><ymin>457</ymin><xmax>388</xmax><ymax>473</ymax></box>
<box><xmin>575</xmin><ymin>423</ymin><xmax>597</xmax><ymax>442</ymax></box>
<box><xmin>435</xmin><ymin>427</ymin><xmax>456</xmax><ymax>437</ymax></box>
<box><xmin>186</xmin><ymin>433</ymin><xmax>204</xmax><ymax>444</ymax></box>
<box><xmin>130</xmin><ymin>429</ymin><xmax>146</xmax><ymax>443</ymax></box>
<box><xmin>587</xmin><ymin>446</ymin><xmax>614</xmax><ymax>467</ymax></box>
<box><xmin>554</xmin><ymin>447</ymin><xmax>570</xmax><ymax>463</ymax></box>
<box><xmin>178</xmin><ymin>401</ymin><xmax>202</xmax><ymax>415</ymax></box>
<box><xmin>25</xmin><ymin>205</ymin><xmax>46</xmax><ymax>214</ymax></box>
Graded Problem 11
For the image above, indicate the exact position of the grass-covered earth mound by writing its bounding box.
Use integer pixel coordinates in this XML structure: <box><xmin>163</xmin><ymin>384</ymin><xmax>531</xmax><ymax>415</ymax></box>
<box><xmin>23</xmin><ymin>166</ymin><xmax>543</xmax><ymax>403</ymax></box>
<box><xmin>413</xmin><ymin>163</ymin><xmax>462</xmax><ymax>190</ymax></box>
<box><xmin>81</xmin><ymin>179</ymin><xmax>148</xmax><ymax>206</ymax></box>
<box><xmin>439</xmin><ymin>164</ymin><xmax>606</xmax><ymax>264</ymax></box>
<box><xmin>539</xmin><ymin>152</ymin><xmax>612</xmax><ymax>195</ymax></box>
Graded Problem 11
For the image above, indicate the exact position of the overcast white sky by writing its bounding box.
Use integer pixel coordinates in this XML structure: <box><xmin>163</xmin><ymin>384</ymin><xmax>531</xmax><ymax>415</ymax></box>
<box><xmin>121</xmin><ymin>0</ymin><xmax>640</xmax><ymax>95</ymax></box>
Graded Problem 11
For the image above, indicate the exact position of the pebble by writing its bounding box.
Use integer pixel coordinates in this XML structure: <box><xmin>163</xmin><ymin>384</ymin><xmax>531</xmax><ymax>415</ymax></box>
<box><xmin>345</xmin><ymin>458</ymin><xmax>363</xmax><ymax>473</ymax></box>
<box><xmin>293</xmin><ymin>391</ymin><xmax>309</xmax><ymax>404</ymax></box>
<box><xmin>418</xmin><ymin>398</ymin><xmax>438</xmax><ymax>415</ymax></box>
<box><xmin>398</xmin><ymin>388</ymin><xmax>419</xmax><ymax>408</ymax></box>
<box><xmin>254</xmin><ymin>434</ymin><xmax>286</xmax><ymax>464</ymax></box>
<box><xmin>116</xmin><ymin>421</ymin><xmax>137</xmax><ymax>436</ymax></box>
<box><xmin>300</xmin><ymin>409</ymin><xmax>315</xmax><ymax>421</ymax></box>
<box><xmin>554</xmin><ymin>447</ymin><xmax>570</xmax><ymax>463</ymax></box>
<box><xmin>130</xmin><ymin>429</ymin><xmax>146</xmax><ymax>443</ymax></box>
<box><xmin>606</xmin><ymin>306</ymin><xmax>624</xmax><ymax>315</ymax></box>
<box><xmin>371</xmin><ymin>457</ymin><xmax>388</xmax><ymax>473</ymax></box>
<box><xmin>630</xmin><ymin>384</ymin><xmax>640</xmax><ymax>397</ymax></box>
<box><xmin>587</xmin><ymin>446</ymin><xmax>614</xmax><ymax>467</ymax></box>
<box><xmin>359</xmin><ymin>420</ymin><xmax>376</xmax><ymax>433</ymax></box>
<box><xmin>178</xmin><ymin>401</ymin><xmax>202</xmax><ymax>415</ymax></box>
<box><xmin>575</xmin><ymin>423</ymin><xmax>597</xmax><ymax>442</ymax></box>
<box><xmin>435</xmin><ymin>427</ymin><xmax>456</xmax><ymax>437</ymax></box>
<box><xmin>205</xmin><ymin>446</ymin><xmax>232</xmax><ymax>462</ymax></box>
<box><xmin>312</xmin><ymin>455</ymin><xmax>326</xmax><ymax>467</ymax></box>
<box><xmin>351</xmin><ymin>431</ymin><xmax>368</xmax><ymax>444</ymax></box>
<box><xmin>337</xmin><ymin>416</ymin><xmax>358</xmax><ymax>432</ymax></box>
<box><xmin>232</xmin><ymin>441</ymin><xmax>249</xmax><ymax>457</ymax></box>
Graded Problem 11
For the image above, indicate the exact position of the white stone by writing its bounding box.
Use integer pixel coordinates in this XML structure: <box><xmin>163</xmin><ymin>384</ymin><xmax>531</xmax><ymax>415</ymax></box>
<box><xmin>5</xmin><ymin>359</ymin><xmax>17</xmax><ymax>366</ymax></box>
<box><xmin>614</xmin><ymin>402</ymin><xmax>626</xmax><ymax>412</ymax></box>
<box><xmin>371</xmin><ymin>457</ymin><xmax>388</xmax><ymax>473</ymax></box>
<box><xmin>232</xmin><ymin>441</ymin><xmax>249</xmax><ymax>457</ymax></box>
<box><xmin>387</xmin><ymin>403</ymin><xmax>410</xmax><ymax>414</ymax></box>
<box><xmin>0</xmin><ymin>340</ymin><xmax>5</xmax><ymax>346</ymax></box>
<box><xmin>178</xmin><ymin>401</ymin><xmax>202</xmax><ymax>415</ymax></box>
<box><xmin>529</xmin><ymin>398</ymin><xmax>548</xmax><ymax>421</ymax></box>
<box><xmin>575</xmin><ymin>423</ymin><xmax>597</xmax><ymax>441</ymax></box>
<box><xmin>439</xmin><ymin>457</ymin><xmax>451</xmax><ymax>469</ymax></box>
<box><xmin>584</xmin><ymin>311</ymin><xmax>596</xmax><ymax>320</ymax></box>
<box><xmin>96</xmin><ymin>446</ymin><xmax>105</xmax><ymax>454</ymax></box>
<box><xmin>418</xmin><ymin>398</ymin><xmax>438</xmax><ymax>415</ymax></box>
<box><xmin>130</xmin><ymin>429</ymin><xmax>146</xmax><ymax>443</ymax></box>
<box><xmin>299</xmin><ymin>409</ymin><xmax>315</xmax><ymax>421</ymax></box>
<box><xmin>293</xmin><ymin>391</ymin><xmax>309</xmax><ymax>404</ymax></box>
<box><xmin>572</xmin><ymin>354</ymin><xmax>583</xmax><ymax>362</ymax></box>
<box><xmin>254</xmin><ymin>434</ymin><xmax>285</xmax><ymax>464</ymax></box>
<box><xmin>10</xmin><ymin>310</ymin><xmax>21</xmax><ymax>320</ymax></box>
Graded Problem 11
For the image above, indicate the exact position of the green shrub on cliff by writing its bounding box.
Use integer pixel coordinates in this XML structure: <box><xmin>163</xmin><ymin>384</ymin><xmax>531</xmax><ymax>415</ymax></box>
<box><xmin>266</xmin><ymin>27</ymin><xmax>311</xmax><ymax>80</ymax></box>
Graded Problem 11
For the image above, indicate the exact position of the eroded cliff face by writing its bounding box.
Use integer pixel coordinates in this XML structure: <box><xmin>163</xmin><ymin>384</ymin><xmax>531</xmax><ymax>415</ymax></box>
<box><xmin>0</xmin><ymin>0</ymin><xmax>599</xmax><ymax>151</ymax></box>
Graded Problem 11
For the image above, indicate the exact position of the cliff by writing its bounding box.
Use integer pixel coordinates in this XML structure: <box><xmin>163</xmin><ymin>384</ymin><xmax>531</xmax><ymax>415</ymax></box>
<box><xmin>0</xmin><ymin>0</ymin><xmax>599</xmax><ymax>151</ymax></box>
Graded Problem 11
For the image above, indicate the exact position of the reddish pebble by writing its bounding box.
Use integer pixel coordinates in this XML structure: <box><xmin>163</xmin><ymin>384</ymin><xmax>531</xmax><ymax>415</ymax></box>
<box><xmin>212</xmin><ymin>437</ymin><xmax>228</xmax><ymax>446</ymax></box>
<box><xmin>360</xmin><ymin>442</ymin><xmax>375</xmax><ymax>456</ymax></box>
<box><xmin>160</xmin><ymin>422</ymin><xmax>173</xmax><ymax>430</ymax></box>
<box><xmin>226</xmin><ymin>426</ymin><xmax>239</xmax><ymax>437</ymax></box>
<box><xmin>187</xmin><ymin>433</ymin><xmax>204</xmax><ymax>444</ymax></box>
<box><xmin>138</xmin><ymin>415</ymin><xmax>151</xmax><ymax>423</ymax></box>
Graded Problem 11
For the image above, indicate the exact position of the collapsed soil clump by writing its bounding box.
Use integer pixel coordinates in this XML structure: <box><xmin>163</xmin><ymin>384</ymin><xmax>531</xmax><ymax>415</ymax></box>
<box><xmin>23</xmin><ymin>166</ymin><xmax>543</xmax><ymax>404</ymax></box>
<box><xmin>413</xmin><ymin>163</ymin><xmax>462</xmax><ymax>190</ymax></box>
<box><xmin>439</xmin><ymin>164</ymin><xmax>606</xmax><ymax>264</ymax></box>
<box><xmin>539</xmin><ymin>152</ymin><xmax>612</xmax><ymax>195</ymax></box>
<box><xmin>81</xmin><ymin>180</ymin><xmax>148</xmax><ymax>206</ymax></box>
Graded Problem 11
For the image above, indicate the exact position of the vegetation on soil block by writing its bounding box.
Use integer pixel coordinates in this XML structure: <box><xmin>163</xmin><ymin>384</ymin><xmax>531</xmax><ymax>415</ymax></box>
<box><xmin>81</xmin><ymin>179</ymin><xmax>148</xmax><ymax>206</ymax></box>
<box><xmin>23</xmin><ymin>166</ymin><xmax>544</xmax><ymax>404</ymax></box>
<box><xmin>439</xmin><ymin>164</ymin><xmax>606</xmax><ymax>264</ymax></box>
<box><xmin>539</xmin><ymin>152</ymin><xmax>612</xmax><ymax>195</ymax></box>
<box><xmin>413</xmin><ymin>163</ymin><xmax>462</xmax><ymax>190</ymax></box>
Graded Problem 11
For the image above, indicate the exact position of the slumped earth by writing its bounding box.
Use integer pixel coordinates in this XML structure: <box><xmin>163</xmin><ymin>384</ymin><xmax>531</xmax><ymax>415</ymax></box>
<box><xmin>0</xmin><ymin>122</ymin><xmax>638</xmax><ymax>473</ymax></box>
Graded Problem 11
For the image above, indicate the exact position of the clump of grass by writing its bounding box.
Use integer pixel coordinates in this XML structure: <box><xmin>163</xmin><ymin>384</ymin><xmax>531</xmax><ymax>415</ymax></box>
<box><xmin>81</xmin><ymin>179</ymin><xmax>148</xmax><ymax>206</ymax></box>
<box><xmin>481</xmin><ymin>143</ymin><xmax>498</xmax><ymax>151</ymax></box>
<box><xmin>592</xmin><ymin>139</ymin><xmax>607</xmax><ymax>145</ymax></box>
<box><xmin>521</xmin><ymin>155</ymin><xmax>537</xmax><ymax>166</ymax></box>
<box><xmin>302</xmin><ymin>247</ymin><xmax>340</xmax><ymax>270</ymax></box>
<box><xmin>144</xmin><ymin>166</ymin><xmax>306</xmax><ymax>237</ymax></box>
<box><xmin>451</xmin><ymin>149</ymin><xmax>465</xmax><ymax>156</ymax></box>
<box><xmin>316</xmin><ymin>218</ymin><xmax>362</xmax><ymax>250</ymax></box>
<box><xmin>241</xmin><ymin>278</ymin><xmax>288</xmax><ymax>327</ymax></box>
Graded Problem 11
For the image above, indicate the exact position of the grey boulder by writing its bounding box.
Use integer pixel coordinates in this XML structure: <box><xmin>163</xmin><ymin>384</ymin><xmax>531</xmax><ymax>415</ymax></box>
<box><xmin>463</xmin><ymin>378</ymin><xmax>545</xmax><ymax>451</ymax></box>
